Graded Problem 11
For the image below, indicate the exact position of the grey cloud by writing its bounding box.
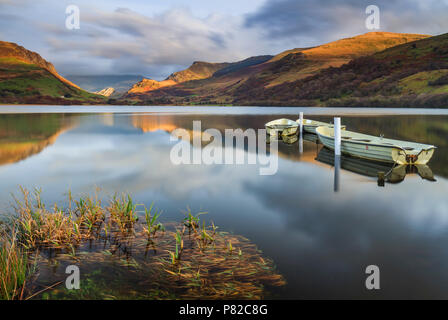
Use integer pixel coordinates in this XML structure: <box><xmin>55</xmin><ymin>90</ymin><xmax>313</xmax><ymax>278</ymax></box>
<box><xmin>245</xmin><ymin>0</ymin><xmax>448</xmax><ymax>45</ymax></box>
<box><xmin>42</xmin><ymin>7</ymin><xmax>257</xmax><ymax>77</ymax></box>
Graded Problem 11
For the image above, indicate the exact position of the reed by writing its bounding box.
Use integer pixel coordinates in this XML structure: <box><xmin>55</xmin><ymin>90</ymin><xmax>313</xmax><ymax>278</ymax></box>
<box><xmin>2</xmin><ymin>188</ymin><xmax>286</xmax><ymax>300</ymax></box>
<box><xmin>183</xmin><ymin>207</ymin><xmax>207</xmax><ymax>231</ymax></box>
<box><xmin>196</xmin><ymin>221</ymin><xmax>216</xmax><ymax>251</ymax></box>
<box><xmin>73</xmin><ymin>194</ymin><xmax>105</xmax><ymax>236</ymax></box>
<box><xmin>168</xmin><ymin>229</ymin><xmax>184</xmax><ymax>265</ymax></box>
<box><xmin>10</xmin><ymin>188</ymin><xmax>146</xmax><ymax>250</ymax></box>
<box><xmin>108</xmin><ymin>194</ymin><xmax>139</xmax><ymax>234</ymax></box>
<box><xmin>12</xmin><ymin>188</ymin><xmax>101</xmax><ymax>249</ymax></box>
<box><xmin>143</xmin><ymin>203</ymin><xmax>165</xmax><ymax>238</ymax></box>
<box><xmin>0</xmin><ymin>228</ymin><xmax>30</xmax><ymax>300</ymax></box>
<box><xmin>157</xmin><ymin>225</ymin><xmax>286</xmax><ymax>299</ymax></box>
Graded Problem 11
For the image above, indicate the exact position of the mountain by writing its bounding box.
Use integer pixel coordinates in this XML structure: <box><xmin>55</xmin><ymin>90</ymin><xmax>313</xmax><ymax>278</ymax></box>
<box><xmin>0</xmin><ymin>41</ymin><xmax>104</xmax><ymax>104</ymax></box>
<box><xmin>4</xmin><ymin>32</ymin><xmax>446</xmax><ymax>107</ymax></box>
<box><xmin>126</xmin><ymin>55</ymin><xmax>273</xmax><ymax>96</ymax></box>
<box><xmin>95</xmin><ymin>87</ymin><xmax>115</xmax><ymax>97</ymax></box>
<box><xmin>127</xmin><ymin>62</ymin><xmax>232</xmax><ymax>95</ymax></box>
<box><xmin>127</xmin><ymin>79</ymin><xmax>177</xmax><ymax>94</ymax></box>
<box><xmin>65</xmin><ymin>74</ymin><xmax>144</xmax><ymax>93</ymax></box>
<box><xmin>0</xmin><ymin>41</ymin><xmax>80</xmax><ymax>89</ymax></box>
<box><xmin>167</xmin><ymin>61</ymin><xmax>230</xmax><ymax>83</ymax></box>
<box><xmin>245</xmin><ymin>32</ymin><xmax>448</xmax><ymax>107</ymax></box>
<box><xmin>124</xmin><ymin>32</ymin><xmax>432</xmax><ymax>106</ymax></box>
<box><xmin>263</xmin><ymin>32</ymin><xmax>429</xmax><ymax>87</ymax></box>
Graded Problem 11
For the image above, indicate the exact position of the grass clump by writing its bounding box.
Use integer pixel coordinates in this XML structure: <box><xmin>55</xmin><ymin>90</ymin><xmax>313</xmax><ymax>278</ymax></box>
<box><xmin>13</xmin><ymin>188</ymin><xmax>105</xmax><ymax>249</ymax></box>
<box><xmin>0</xmin><ymin>227</ymin><xmax>31</xmax><ymax>300</ymax></box>
<box><xmin>108</xmin><ymin>194</ymin><xmax>139</xmax><ymax>234</ymax></box>
<box><xmin>143</xmin><ymin>203</ymin><xmax>165</xmax><ymax>238</ymax></box>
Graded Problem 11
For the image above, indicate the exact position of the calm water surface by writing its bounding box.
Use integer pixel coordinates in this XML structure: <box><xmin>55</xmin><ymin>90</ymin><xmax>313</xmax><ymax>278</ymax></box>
<box><xmin>1</xmin><ymin>107</ymin><xmax>448</xmax><ymax>299</ymax></box>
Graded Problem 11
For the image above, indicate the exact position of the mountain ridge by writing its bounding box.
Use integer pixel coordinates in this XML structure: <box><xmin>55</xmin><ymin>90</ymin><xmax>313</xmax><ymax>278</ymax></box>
<box><xmin>235</xmin><ymin>32</ymin><xmax>448</xmax><ymax>107</ymax></box>
<box><xmin>0</xmin><ymin>41</ymin><xmax>104</xmax><ymax>104</ymax></box>
<box><xmin>0</xmin><ymin>41</ymin><xmax>80</xmax><ymax>89</ymax></box>
<box><xmin>125</xmin><ymin>32</ymin><xmax>433</xmax><ymax>106</ymax></box>
<box><xmin>127</xmin><ymin>55</ymin><xmax>273</xmax><ymax>95</ymax></box>
<box><xmin>2</xmin><ymin>32</ymin><xmax>447</xmax><ymax>107</ymax></box>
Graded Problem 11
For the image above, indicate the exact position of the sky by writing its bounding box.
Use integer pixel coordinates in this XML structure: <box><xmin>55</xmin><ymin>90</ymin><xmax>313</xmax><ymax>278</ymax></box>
<box><xmin>0</xmin><ymin>0</ymin><xmax>447</xmax><ymax>79</ymax></box>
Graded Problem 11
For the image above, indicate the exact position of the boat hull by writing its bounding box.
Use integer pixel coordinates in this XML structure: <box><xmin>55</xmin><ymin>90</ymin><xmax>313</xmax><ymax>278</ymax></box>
<box><xmin>318</xmin><ymin>132</ymin><xmax>396</xmax><ymax>163</ymax></box>
<box><xmin>265</xmin><ymin>119</ymin><xmax>299</xmax><ymax>136</ymax></box>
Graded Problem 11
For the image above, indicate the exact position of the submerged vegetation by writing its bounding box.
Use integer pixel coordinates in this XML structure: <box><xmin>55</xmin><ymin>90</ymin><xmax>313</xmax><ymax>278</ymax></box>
<box><xmin>0</xmin><ymin>188</ymin><xmax>285</xmax><ymax>300</ymax></box>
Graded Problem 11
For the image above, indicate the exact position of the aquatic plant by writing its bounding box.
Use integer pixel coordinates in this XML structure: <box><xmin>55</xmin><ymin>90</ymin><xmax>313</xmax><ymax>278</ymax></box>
<box><xmin>0</xmin><ymin>228</ymin><xmax>30</xmax><ymax>300</ymax></box>
<box><xmin>143</xmin><ymin>203</ymin><xmax>165</xmax><ymax>238</ymax></box>
<box><xmin>168</xmin><ymin>229</ymin><xmax>184</xmax><ymax>265</ymax></box>
<box><xmin>12</xmin><ymin>188</ymin><xmax>98</xmax><ymax>249</ymax></box>
<box><xmin>73</xmin><ymin>194</ymin><xmax>105</xmax><ymax>237</ymax></box>
<box><xmin>196</xmin><ymin>221</ymin><xmax>216</xmax><ymax>252</ymax></box>
<box><xmin>183</xmin><ymin>207</ymin><xmax>207</xmax><ymax>231</ymax></box>
<box><xmin>158</xmin><ymin>226</ymin><xmax>286</xmax><ymax>299</ymax></box>
<box><xmin>108</xmin><ymin>194</ymin><xmax>139</xmax><ymax>233</ymax></box>
<box><xmin>29</xmin><ymin>222</ymin><xmax>286</xmax><ymax>300</ymax></box>
<box><xmin>2</xmin><ymin>188</ymin><xmax>286</xmax><ymax>300</ymax></box>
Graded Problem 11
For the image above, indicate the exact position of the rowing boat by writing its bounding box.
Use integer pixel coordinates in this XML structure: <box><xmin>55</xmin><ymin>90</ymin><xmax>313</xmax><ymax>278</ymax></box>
<box><xmin>265</xmin><ymin>119</ymin><xmax>298</xmax><ymax>136</ymax></box>
<box><xmin>296</xmin><ymin>119</ymin><xmax>346</xmax><ymax>134</ymax></box>
<box><xmin>315</xmin><ymin>126</ymin><xmax>436</xmax><ymax>165</ymax></box>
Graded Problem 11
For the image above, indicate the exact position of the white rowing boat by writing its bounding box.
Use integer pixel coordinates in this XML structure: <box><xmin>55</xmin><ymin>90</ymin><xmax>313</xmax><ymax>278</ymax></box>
<box><xmin>296</xmin><ymin>119</ymin><xmax>346</xmax><ymax>134</ymax></box>
<box><xmin>265</xmin><ymin>119</ymin><xmax>298</xmax><ymax>136</ymax></box>
<box><xmin>315</xmin><ymin>126</ymin><xmax>436</xmax><ymax>165</ymax></box>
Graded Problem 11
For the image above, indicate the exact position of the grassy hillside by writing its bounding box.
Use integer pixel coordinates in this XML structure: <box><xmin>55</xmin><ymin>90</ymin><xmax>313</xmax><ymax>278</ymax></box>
<box><xmin>127</xmin><ymin>56</ymin><xmax>273</xmax><ymax>97</ymax></box>
<box><xmin>167</xmin><ymin>61</ymin><xmax>230</xmax><ymax>83</ymax></box>
<box><xmin>0</xmin><ymin>42</ymin><xmax>104</xmax><ymax>105</ymax></box>
<box><xmin>261</xmin><ymin>32</ymin><xmax>429</xmax><ymax>87</ymax></box>
<box><xmin>126</xmin><ymin>32</ymin><xmax>431</xmax><ymax>106</ymax></box>
<box><xmin>0</xmin><ymin>41</ymin><xmax>80</xmax><ymax>89</ymax></box>
<box><xmin>0</xmin><ymin>58</ymin><xmax>104</xmax><ymax>104</ymax></box>
<box><xmin>244</xmin><ymin>33</ymin><xmax>448</xmax><ymax>107</ymax></box>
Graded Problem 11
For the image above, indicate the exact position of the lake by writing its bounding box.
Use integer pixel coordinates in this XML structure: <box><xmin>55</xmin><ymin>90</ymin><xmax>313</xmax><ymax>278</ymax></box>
<box><xmin>1</xmin><ymin>106</ymin><xmax>448</xmax><ymax>299</ymax></box>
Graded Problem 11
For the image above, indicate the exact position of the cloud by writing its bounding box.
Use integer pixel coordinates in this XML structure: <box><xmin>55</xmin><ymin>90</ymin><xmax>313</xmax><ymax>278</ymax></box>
<box><xmin>42</xmin><ymin>7</ymin><xmax>266</xmax><ymax>78</ymax></box>
<box><xmin>245</xmin><ymin>0</ymin><xmax>448</xmax><ymax>46</ymax></box>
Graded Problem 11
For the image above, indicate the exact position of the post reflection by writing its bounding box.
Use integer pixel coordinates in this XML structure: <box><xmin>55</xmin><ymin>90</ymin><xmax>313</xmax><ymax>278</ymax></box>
<box><xmin>334</xmin><ymin>155</ymin><xmax>341</xmax><ymax>192</ymax></box>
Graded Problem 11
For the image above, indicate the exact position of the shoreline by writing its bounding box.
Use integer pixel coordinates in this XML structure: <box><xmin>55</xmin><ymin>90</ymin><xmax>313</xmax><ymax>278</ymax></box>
<box><xmin>1</xmin><ymin>105</ymin><xmax>448</xmax><ymax>116</ymax></box>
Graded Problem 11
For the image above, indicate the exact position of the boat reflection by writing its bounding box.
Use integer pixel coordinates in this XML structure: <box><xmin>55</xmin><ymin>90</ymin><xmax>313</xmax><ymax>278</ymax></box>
<box><xmin>267</xmin><ymin>133</ymin><xmax>298</xmax><ymax>145</ymax></box>
<box><xmin>316</xmin><ymin>146</ymin><xmax>436</xmax><ymax>186</ymax></box>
